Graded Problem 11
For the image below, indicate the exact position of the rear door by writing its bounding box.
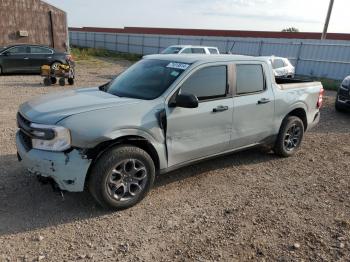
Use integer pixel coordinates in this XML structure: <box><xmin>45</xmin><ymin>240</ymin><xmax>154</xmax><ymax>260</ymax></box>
<box><xmin>166</xmin><ymin>64</ymin><xmax>233</xmax><ymax>167</ymax></box>
<box><xmin>29</xmin><ymin>46</ymin><xmax>54</xmax><ymax>72</ymax></box>
<box><xmin>1</xmin><ymin>46</ymin><xmax>31</xmax><ymax>72</ymax></box>
<box><xmin>230</xmin><ymin>63</ymin><xmax>275</xmax><ymax>149</ymax></box>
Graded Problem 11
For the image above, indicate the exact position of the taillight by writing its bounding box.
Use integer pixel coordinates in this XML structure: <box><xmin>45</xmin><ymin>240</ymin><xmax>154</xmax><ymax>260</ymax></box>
<box><xmin>317</xmin><ymin>88</ymin><xmax>324</xmax><ymax>108</ymax></box>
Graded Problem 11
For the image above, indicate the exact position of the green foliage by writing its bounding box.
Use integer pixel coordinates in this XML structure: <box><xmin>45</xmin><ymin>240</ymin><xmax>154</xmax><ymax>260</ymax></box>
<box><xmin>70</xmin><ymin>47</ymin><xmax>142</xmax><ymax>62</ymax></box>
<box><xmin>317</xmin><ymin>77</ymin><xmax>341</xmax><ymax>91</ymax></box>
<box><xmin>282</xmin><ymin>27</ymin><xmax>300</xmax><ymax>32</ymax></box>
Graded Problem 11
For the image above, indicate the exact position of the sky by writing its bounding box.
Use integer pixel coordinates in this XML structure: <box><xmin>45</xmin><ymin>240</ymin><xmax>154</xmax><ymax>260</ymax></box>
<box><xmin>44</xmin><ymin>0</ymin><xmax>349</xmax><ymax>33</ymax></box>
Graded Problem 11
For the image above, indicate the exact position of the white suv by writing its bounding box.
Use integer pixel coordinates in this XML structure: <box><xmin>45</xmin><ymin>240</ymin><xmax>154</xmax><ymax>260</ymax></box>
<box><xmin>161</xmin><ymin>45</ymin><xmax>220</xmax><ymax>55</ymax></box>
<box><xmin>262</xmin><ymin>56</ymin><xmax>295</xmax><ymax>78</ymax></box>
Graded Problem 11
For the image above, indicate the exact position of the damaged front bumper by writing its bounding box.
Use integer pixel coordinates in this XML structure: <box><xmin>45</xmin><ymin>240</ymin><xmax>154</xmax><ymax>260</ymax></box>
<box><xmin>16</xmin><ymin>132</ymin><xmax>92</xmax><ymax>192</ymax></box>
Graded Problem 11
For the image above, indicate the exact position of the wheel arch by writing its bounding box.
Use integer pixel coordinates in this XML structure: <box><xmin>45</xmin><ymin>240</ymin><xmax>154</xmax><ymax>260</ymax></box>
<box><xmin>286</xmin><ymin>107</ymin><xmax>308</xmax><ymax>131</ymax></box>
<box><xmin>84</xmin><ymin>135</ymin><xmax>161</xmax><ymax>187</ymax></box>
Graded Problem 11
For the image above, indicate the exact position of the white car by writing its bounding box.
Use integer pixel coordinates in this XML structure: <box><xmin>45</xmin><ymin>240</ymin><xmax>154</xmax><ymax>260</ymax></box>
<box><xmin>262</xmin><ymin>56</ymin><xmax>295</xmax><ymax>78</ymax></box>
<box><xmin>161</xmin><ymin>45</ymin><xmax>220</xmax><ymax>55</ymax></box>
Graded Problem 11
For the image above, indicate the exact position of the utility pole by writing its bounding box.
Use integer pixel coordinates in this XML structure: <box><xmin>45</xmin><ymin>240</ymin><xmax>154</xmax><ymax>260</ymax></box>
<box><xmin>321</xmin><ymin>0</ymin><xmax>335</xmax><ymax>40</ymax></box>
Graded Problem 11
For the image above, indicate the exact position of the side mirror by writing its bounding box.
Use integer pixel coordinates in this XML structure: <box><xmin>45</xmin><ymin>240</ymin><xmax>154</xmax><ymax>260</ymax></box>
<box><xmin>173</xmin><ymin>93</ymin><xmax>199</xmax><ymax>108</ymax></box>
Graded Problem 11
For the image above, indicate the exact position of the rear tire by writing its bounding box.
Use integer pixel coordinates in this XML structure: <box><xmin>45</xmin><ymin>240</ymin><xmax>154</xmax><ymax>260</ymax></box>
<box><xmin>88</xmin><ymin>145</ymin><xmax>155</xmax><ymax>210</ymax></box>
<box><xmin>274</xmin><ymin>116</ymin><xmax>304</xmax><ymax>157</ymax></box>
<box><xmin>51</xmin><ymin>62</ymin><xmax>62</xmax><ymax>71</ymax></box>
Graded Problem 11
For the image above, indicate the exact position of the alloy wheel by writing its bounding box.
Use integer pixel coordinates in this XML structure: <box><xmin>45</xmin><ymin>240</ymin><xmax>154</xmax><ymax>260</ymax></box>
<box><xmin>106</xmin><ymin>159</ymin><xmax>148</xmax><ymax>202</ymax></box>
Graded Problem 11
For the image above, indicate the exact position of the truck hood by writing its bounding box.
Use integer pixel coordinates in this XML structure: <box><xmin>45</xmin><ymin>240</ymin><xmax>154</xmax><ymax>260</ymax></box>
<box><xmin>19</xmin><ymin>87</ymin><xmax>140</xmax><ymax>124</ymax></box>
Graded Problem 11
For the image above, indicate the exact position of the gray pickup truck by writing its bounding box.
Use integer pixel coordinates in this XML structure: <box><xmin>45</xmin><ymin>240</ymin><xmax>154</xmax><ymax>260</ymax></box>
<box><xmin>16</xmin><ymin>54</ymin><xmax>323</xmax><ymax>209</ymax></box>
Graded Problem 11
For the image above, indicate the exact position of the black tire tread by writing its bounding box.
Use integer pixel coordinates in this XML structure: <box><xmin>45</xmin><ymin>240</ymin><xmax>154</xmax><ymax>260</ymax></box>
<box><xmin>88</xmin><ymin>145</ymin><xmax>155</xmax><ymax>210</ymax></box>
<box><xmin>274</xmin><ymin>116</ymin><xmax>304</xmax><ymax>158</ymax></box>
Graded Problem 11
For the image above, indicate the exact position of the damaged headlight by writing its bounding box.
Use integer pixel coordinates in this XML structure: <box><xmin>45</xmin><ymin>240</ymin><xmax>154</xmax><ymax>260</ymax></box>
<box><xmin>30</xmin><ymin>123</ymin><xmax>71</xmax><ymax>151</ymax></box>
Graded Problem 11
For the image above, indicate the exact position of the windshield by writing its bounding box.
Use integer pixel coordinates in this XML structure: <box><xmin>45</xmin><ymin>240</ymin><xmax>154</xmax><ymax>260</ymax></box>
<box><xmin>106</xmin><ymin>59</ymin><xmax>190</xmax><ymax>100</ymax></box>
<box><xmin>161</xmin><ymin>46</ymin><xmax>182</xmax><ymax>54</ymax></box>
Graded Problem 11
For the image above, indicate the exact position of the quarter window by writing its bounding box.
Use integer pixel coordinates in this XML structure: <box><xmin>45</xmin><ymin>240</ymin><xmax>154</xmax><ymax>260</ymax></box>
<box><xmin>236</xmin><ymin>64</ymin><xmax>265</xmax><ymax>95</ymax></box>
<box><xmin>181</xmin><ymin>66</ymin><xmax>227</xmax><ymax>100</ymax></box>
<box><xmin>208</xmin><ymin>48</ymin><xmax>219</xmax><ymax>54</ymax></box>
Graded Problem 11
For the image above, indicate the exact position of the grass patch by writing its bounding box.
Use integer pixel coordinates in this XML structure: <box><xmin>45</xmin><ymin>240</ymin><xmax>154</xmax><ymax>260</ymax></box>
<box><xmin>316</xmin><ymin>78</ymin><xmax>341</xmax><ymax>91</ymax></box>
<box><xmin>71</xmin><ymin>47</ymin><xmax>142</xmax><ymax>62</ymax></box>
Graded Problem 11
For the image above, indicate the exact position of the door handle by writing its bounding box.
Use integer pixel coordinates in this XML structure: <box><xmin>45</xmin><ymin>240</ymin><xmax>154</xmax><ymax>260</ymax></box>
<box><xmin>257</xmin><ymin>98</ymin><xmax>271</xmax><ymax>105</ymax></box>
<box><xmin>213</xmin><ymin>105</ymin><xmax>229</xmax><ymax>113</ymax></box>
<box><xmin>23</xmin><ymin>57</ymin><xmax>29</xmax><ymax>60</ymax></box>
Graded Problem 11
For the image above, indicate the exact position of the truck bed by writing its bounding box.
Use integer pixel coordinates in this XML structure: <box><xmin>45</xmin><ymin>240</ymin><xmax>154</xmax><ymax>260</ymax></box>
<box><xmin>275</xmin><ymin>77</ymin><xmax>321</xmax><ymax>90</ymax></box>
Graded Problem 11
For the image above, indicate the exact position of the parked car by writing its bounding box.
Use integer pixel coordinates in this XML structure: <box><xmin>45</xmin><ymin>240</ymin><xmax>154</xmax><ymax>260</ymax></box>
<box><xmin>0</xmin><ymin>44</ymin><xmax>72</xmax><ymax>74</ymax></box>
<box><xmin>335</xmin><ymin>75</ymin><xmax>350</xmax><ymax>112</ymax></box>
<box><xmin>162</xmin><ymin>45</ymin><xmax>220</xmax><ymax>55</ymax></box>
<box><xmin>262</xmin><ymin>56</ymin><xmax>295</xmax><ymax>78</ymax></box>
<box><xmin>16</xmin><ymin>54</ymin><xmax>323</xmax><ymax>210</ymax></box>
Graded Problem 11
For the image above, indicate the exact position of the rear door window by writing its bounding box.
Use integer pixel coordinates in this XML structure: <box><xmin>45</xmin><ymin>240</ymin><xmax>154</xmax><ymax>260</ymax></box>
<box><xmin>191</xmin><ymin>48</ymin><xmax>206</xmax><ymax>54</ymax></box>
<box><xmin>236</xmin><ymin>64</ymin><xmax>265</xmax><ymax>95</ymax></box>
<box><xmin>30</xmin><ymin>46</ymin><xmax>53</xmax><ymax>54</ymax></box>
<box><xmin>180</xmin><ymin>65</ymin><xmax>227</xmax><ymax>100</ymax></box>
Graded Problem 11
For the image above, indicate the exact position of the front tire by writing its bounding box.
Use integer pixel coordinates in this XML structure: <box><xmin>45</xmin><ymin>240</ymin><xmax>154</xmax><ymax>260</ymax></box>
<box><xmin>88</xmin><ymin>145</ymin><xmax>155</xmax><ymax>210</ymax></box>
<box><xmin>274</xmin><ymin>116</ymin><xmax>304</xmax><ymax>157</ymax></box>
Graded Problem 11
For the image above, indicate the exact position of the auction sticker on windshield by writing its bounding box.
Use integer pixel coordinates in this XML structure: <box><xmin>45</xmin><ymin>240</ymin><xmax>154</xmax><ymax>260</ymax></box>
<box><xmin>166</xmin><ymin>62</ymin><xmax>190</xmax><ymax>70</ymax></box>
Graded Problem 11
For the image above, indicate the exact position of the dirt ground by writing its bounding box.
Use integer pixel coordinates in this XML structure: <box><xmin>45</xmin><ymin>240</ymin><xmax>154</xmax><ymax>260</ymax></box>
<box><xmin>0</xmin><ymin>58</ymin><xmax>349</xmax><ymax>262</ymax></box>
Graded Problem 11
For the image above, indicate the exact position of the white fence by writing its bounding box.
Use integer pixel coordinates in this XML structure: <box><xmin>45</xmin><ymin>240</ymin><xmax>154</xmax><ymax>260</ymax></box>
<box><xmin>69</xmin><ymin>30</ymin><xmax>350</xmax><ymax>80</ymax></box>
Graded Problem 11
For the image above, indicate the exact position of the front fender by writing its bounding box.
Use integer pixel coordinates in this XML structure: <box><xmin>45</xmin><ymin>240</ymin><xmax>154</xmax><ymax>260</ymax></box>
<box><xmin>103</xmin><ymin>128</ymin><xmax>168</xmax><ymax>170</ymax></box>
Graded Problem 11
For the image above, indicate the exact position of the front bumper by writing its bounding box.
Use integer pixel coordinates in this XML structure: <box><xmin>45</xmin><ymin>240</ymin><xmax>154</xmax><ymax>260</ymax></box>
<box><xmin>336</xmin><ymin>89</ymin><xmax>350</xmax><ymax>109</ymax></box>
<box><xmin>16</xmin><ymin>131</ymin><xmax>92</xmax><ymax>192</ymax></box>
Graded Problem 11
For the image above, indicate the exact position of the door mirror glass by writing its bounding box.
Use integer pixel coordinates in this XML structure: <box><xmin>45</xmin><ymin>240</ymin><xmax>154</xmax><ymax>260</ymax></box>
<box><xmin>174</xmin><ymin>93</ymin><xmax>199</xmax><ymax>108</ymax></box>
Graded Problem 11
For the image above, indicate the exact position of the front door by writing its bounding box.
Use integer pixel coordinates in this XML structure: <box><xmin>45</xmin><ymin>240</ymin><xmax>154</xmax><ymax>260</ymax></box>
<box><xmin>230</xmin><ymin>63</ymin><xmax>275</xmax><ymax>149</ymax></box>
<box><xmin>2</xmin><ymin>46</ymin><xmax>31</xmax><ymax>73</ymax></box>
<box><xmin>166</xmin><ymin>65</ymin><xmax>233</xmax><ymax>167</ymax></box>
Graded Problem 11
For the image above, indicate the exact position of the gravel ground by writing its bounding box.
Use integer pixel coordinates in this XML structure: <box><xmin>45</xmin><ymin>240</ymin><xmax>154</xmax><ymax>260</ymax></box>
<box><xmin>0</xmin><ymin>58</ymin><xmax>349</xmax><ymax>262</ymax></box>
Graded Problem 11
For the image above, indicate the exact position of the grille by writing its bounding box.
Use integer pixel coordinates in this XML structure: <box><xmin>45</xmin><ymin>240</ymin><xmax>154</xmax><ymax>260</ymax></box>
<box><xmin>338</xmin><ymin>88</ymin><xmax>350</xmax><ymax>98</ymax></box>
<box><xmin>17</xmin><ymin>113</ymin><xmax>32</xmax><ymax>151</ymax></box>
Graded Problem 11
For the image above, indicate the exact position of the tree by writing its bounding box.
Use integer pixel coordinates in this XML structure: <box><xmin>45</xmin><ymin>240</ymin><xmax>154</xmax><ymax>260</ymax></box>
<box><xmin>282</xmin><ymin>27</ymin><xmax>300</xmax><ymax>32</ymax></box>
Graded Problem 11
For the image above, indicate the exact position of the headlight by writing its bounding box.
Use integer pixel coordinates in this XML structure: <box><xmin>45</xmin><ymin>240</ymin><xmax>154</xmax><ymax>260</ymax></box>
<box><xmin>341</xmin><ymin>76</ymin><xmax>350</xmax><ymax>90</ymax></box>
<box><xmin>30</xmin><ymin>123</ymin><xmax>71</xmax><ymax>151</ymax></box>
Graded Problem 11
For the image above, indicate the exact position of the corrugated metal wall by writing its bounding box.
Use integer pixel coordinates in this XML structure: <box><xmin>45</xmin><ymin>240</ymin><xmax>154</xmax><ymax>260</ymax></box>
<box><xmin>69</xmin><ymin>30</ymin><xmax>350</xmax><ymax>80</ymax></box>
<box><xmin>0</xmin><ymin>0</ymin><xmax>68</xmax><ymax>51</ymax></box>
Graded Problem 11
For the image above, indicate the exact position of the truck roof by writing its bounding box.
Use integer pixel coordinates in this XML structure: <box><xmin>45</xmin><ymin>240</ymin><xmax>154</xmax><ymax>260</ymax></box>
<box><xmin>144</xmin><ymin>54</ymin><xmax>271</xmax><ymax>64</ymax></box>
<box><xmin>169</xmin><ymin>45</ymin><xmax>218</xmax><ymax>49</ymax></box>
